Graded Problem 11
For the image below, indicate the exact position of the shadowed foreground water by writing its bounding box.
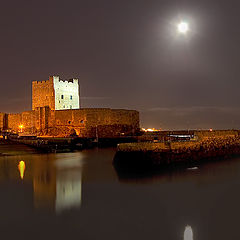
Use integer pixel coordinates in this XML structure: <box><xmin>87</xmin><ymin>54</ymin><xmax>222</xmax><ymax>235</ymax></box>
<box><xmin>0</xmin><ymin>148</ymin><xmax>240</xmax><ymax>240</ymax></box>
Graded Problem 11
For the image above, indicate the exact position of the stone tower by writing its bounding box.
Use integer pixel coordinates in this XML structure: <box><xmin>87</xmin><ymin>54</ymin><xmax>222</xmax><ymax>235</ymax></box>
<box><xmin>32</xmin><ymin>76</ymin><xmax>80</xmax><ymax>110</ymax></box>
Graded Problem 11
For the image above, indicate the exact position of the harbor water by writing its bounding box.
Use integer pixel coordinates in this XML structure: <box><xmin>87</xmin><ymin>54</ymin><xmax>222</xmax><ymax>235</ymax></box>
<box><xmin>0</xmin><ymin>148</ymin><xmax>240</xmax><ymax>239</ymax></box>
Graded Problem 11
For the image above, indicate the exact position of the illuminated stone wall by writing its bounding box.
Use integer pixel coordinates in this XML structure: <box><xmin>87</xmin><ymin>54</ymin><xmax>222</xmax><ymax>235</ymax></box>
<box><xmin>7</xmin><ymin>113</ymin><xmax>22</xmax><ymax>132</ymax></box>
<box><xmin>21</xmin><ymin>111</ymin><xmax>37</xmax><ymax>133</ymax></box>
<box><xmin>194</xmin><ymin>130</ymin><xmax>238</xmax><ymax>140</ymax></box>
<box><xmin>0</xmin><ymin>113</ymin><xmax>5</xmax><ymax>131</ymax></box>
<box><xmin>117</xmin><ymin>130</ymin><xmax>240</xmax><ymax>152</ymax></box>
<box><xmin>32</xmin><ymin>76</ymin><xmax>80</xmax><ymax>111</ymax></box>
<box><xmin>49</xmin><ymin>108</ymin><xmax>140</xmax><ymax>137</ymax></box>
<box><xmin>6</xmin><ymin>108</ymin><xmax>140</xmax><ymax>137</ymax></box>
<box><xmin>53</xmin><ymin>76</ymin><xmax>79</xmax><ymax>110</ymax></box>
<box><xmin>32</xmin><ymin>78</ymin><xmax>55</xmax><ymax>110</ymax></box>
<box><xmin>7</xmin><ymin>111</ymin><xmax>36</xmax><ymax>133</ymax></box>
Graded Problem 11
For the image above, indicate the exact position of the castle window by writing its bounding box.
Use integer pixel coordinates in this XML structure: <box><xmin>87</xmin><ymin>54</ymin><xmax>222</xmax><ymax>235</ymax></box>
<box><xmin>68</xmin><ymin>121</ymin><xmax>71</xmax><ymax>124</ymax></box>
<box><xmin>63</xmin><ymin>105</ymin><xmax>65</xmax><ymax>108</ymax></box>
<box><xmin>80</xmin><ymin>120</ymin><xmax>84</xmax><ymax>124</ymax></box>
<box><xmin>70</xmin><ymin>95</ymin><xmax>73</xmax><ymax>100</ymax></box>
<box><xmin>70</xmin><ymin>105</ymin><xmax>72</xmax><ymax>109</ymax></box>
<box><xmin>61</xmin><ymin>95</ymin><xmax>64</xmax><ymax>99</ymax></box>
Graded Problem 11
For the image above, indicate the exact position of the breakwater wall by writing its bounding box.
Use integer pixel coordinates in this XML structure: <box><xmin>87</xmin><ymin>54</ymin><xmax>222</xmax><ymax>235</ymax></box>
<box><xmin>114</xmin><ymin>130</ymin><xmax>240</xmax><ymax>169</ymax></box>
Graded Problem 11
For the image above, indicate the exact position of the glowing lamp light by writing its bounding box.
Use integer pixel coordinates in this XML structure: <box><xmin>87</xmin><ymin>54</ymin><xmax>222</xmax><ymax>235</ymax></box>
<box><xmin>209</xmin><ymin>128</ymin><xmax>213</xmax><ymax>132</ymax></box>
<box><xmin>184</xmin><ymin>225</ymin><xmax>193</xmax><ymax>240</ymax></box>
<box><xmin>19</xmin><ymin>124</ymin><xmax>24</xmax><ymax>132</ymax></box>
<box><xmin>177</xmin><ymin>21</ymin><xmax>189</xmax><ymax>34</ymax></box>
<box><xmin>18</xmin><ymin>161</ymin><xmax>26</xmax><ymax>180</ymax></box>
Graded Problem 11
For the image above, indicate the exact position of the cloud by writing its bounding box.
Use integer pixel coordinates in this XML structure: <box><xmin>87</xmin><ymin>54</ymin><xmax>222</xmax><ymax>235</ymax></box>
<box><xmin>147</xmin><ymin>106</ymin><xmax>240</xmax><ymax>114</ymax></box>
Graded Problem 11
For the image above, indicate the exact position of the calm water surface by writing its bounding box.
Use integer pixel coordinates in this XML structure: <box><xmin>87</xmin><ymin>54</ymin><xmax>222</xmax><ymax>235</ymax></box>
<box><xmin>0</xmin><ymin>148</ymin><xmax>240</xmax><ymax>240</ymax></box>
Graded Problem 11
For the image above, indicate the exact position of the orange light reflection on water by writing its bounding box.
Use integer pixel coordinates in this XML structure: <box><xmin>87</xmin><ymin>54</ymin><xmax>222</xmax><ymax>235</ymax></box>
<box><xmin>18</xmin><ymin>161</ymin><xmax>26</xmax><ymax>180</ymax></box>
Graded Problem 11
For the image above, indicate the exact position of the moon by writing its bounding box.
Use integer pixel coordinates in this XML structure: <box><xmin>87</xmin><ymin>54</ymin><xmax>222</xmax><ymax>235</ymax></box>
<box><xmin>177</xmin><ymin>21</ymin><xmax>189</xmax><ymax>34</ymax></box>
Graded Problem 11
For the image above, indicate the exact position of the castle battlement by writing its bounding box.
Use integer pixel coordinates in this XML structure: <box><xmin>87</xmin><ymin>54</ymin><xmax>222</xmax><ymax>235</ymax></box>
<box><xmin>57</xmin><ymin>78</ymin><xmax>78</xmax><ymax>84</ymax></box>
<box><xmin>32</xmin><ymin>76</ymin><xmax>80</xmax><ymax>111</ymax></box>
<box><xmin>33</xmin><ymin>80</ymin><xmax>48</xmax><ymax>84</ymax></box>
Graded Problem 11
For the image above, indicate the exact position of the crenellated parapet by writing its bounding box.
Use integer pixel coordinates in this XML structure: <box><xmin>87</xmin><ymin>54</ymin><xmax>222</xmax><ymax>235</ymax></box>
<box><xmin>32</xmin><ymin>76</ymin><xmax>80</xmax><ymax>111</ymax></box>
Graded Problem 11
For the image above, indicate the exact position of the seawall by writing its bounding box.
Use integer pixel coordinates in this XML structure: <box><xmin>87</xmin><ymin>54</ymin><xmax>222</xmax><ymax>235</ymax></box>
<box><xmin>114</xmin><ymin>130</ymin><xmax>240</xmax><ymax>169</ymax></box>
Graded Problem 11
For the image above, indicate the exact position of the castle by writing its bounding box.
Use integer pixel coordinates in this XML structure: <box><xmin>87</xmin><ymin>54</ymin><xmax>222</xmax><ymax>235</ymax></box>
<box><xmin>0</xmin><ymin>76</ymin><xmax>139</xmax><ymax>138</ymax></box>
<box><xmin>32</xmin><ymin>76</ymin><xmax>80</xmax><ymax>111</ymax></box>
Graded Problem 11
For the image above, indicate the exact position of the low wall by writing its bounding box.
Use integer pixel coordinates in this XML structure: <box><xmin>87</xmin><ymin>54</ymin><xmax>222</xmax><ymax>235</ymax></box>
<box><xmin>118</xmin><ymin>142</ymin><xmax>168</xmax><ymax>152</ymax></box>
<box><xmin>195</xmin><ymin>130</ymin><xmax>238</xmax><ymax>140</ymax></box>
<box><xmin>115</xmin><ymin>131</ymin><xmax>240</xmax><ymax>169</ymax></box>
<box><xmin>118</xmin><ymin>130</ymin><xmax>240</xmax><ymax>152</ymax></box>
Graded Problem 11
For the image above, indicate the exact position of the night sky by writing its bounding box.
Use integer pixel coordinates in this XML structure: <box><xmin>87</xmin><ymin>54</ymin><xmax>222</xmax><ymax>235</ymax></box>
<box><xmin>1</xmin><ymin>0</ymin><xmax>240</xmax><ymax>130</ymax></box>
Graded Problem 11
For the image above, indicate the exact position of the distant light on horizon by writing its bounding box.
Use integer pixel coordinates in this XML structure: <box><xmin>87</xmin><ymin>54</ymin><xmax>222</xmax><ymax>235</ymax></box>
<box><xmin>177</xmin><ymin>21</ymin><xmax>189</xmax><ymax>34</ymax></box>
<box><xmin>142</xmin><ymin>128</ymin><xmax>161</xmax><ymax>132</ymax></box>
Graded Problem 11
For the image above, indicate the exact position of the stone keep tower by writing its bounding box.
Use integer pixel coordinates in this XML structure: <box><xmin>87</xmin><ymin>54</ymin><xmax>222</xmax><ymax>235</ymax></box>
<box><xmin>32</xmin><ymin>76</ymin><xmax>80</xmax><ymax>110</ymax></box>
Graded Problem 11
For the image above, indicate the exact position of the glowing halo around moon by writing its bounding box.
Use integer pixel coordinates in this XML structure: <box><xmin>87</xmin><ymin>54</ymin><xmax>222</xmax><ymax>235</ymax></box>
<box><xmin>177</xmin><ymin>21</ymin><xmax>189</xmax><ymax>34</ymax></box>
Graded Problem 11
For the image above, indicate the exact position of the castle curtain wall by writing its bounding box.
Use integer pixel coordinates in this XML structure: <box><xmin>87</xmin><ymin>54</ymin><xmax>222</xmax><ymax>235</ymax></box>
<box><xmin>51</xmin><ymin>108</ymin><xmax>140</xmax><ymax>138</ymax></box>
<box><xmin>7</xmin><ymin>113</ymin><xmax>22</xmax><ymax>132</ymax></box>
<box><xmin>5</xmin><ymin>108</ymin><xmax>139</xmax><ymax>137</ymax></box>
<box><xmin>0</xmin><ymin>113</ymin><xmax>5</xmax><ymax>131</ymax></box>
<box><xmin>22</xmin><ymin>111</ymin><xmax>37</xmax><ymax>133</ymax></box>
